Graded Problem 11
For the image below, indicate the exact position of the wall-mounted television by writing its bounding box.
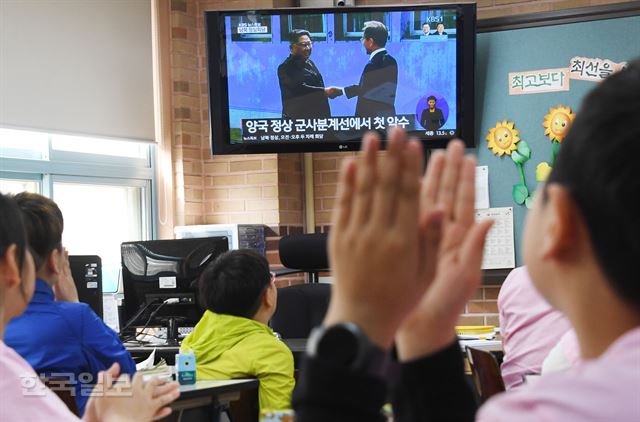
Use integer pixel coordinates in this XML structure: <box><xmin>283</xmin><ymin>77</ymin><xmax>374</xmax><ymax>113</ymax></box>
<box><xmin>205</xmin><ymin>3</ymin><xmax>476</xmax><ymax>155</ymax></box>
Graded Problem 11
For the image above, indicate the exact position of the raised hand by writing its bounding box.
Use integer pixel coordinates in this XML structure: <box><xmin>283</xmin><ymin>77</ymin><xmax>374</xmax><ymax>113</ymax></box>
<box><xmin>323</xmin><ymin>128</ymin><xmax>440</xmax><ymax>349</ymax></box>
<box><xmin>53</xmin><ymin>247</ymin><xmax>79</xmax><ymax>302</ymax></box>
<box><xmin>396</xmin><ymin>140</ymin><xmax>494</xmax><ymax>361</ymax></box>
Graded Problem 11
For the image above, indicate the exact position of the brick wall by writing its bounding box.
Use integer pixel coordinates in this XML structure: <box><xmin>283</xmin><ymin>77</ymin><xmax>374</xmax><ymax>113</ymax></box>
<box><xmin>169</xmin><ymin>0</ymin><xmax>299</xmax><ymax>228</ymax></box>
<box><xmin>312</xmin><ymin>152</ymin><xmax>355</xmax><ymax>228</ymax></box>
<box><xmin>161</xmin><ymin>0</ymin><xmax>635</xmax><ymax>324</ymax></box>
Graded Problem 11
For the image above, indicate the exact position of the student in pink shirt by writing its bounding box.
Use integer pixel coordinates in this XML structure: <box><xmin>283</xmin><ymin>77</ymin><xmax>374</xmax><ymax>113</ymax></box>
<box><xmin>541</xmin><ymin>327</ymin><xmax>581</xmax><ymax>374</ymax></box>
<box><xmin>291</xmin><ymin>59</ymin><xmax>640</xmax><ymax>422</ymax></box>
<box><xmin>0</xmin><ymin>192</ymin><xmax>180</xmax><ymax>422</ymax></box>
<box><xmin>498</xmin><ymin>266</ymin><xmax>572</xmax><ymax>389</ymax></box>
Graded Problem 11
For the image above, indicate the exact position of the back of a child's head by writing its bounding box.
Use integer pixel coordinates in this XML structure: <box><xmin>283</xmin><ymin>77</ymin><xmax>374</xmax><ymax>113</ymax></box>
<box><xmin>14</xmin><ymin>192</ymin><xmax>63</xmax><ymax>270</ymax></box>
<box><xmin>0</xmin><ymin>193</ymin><xmax>28</xmax><ymax>271</ymax></box>
<box><xmin>548</xmin><ymin>58</ymin><xmax>640</xmax><ymax>309</ymax></box>
<box><xmin>199</xmin><ymin>249</ymin><xmax>271</xmax><ymax>318</ymax></box>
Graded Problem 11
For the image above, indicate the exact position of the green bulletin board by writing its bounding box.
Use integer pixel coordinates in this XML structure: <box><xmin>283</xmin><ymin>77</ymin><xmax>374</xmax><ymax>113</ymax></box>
<box><xmin>473</xmin><ymin>4</ymin><xmax>640</xmax><ymax>265</ymax></box>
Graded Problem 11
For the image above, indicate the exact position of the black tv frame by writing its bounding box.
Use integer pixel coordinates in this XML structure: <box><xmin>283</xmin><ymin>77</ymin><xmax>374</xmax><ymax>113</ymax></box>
<box><xmin>205</xmin><ymin>3</ymin><xmax>476</xmax><ymax>155</ymax></box>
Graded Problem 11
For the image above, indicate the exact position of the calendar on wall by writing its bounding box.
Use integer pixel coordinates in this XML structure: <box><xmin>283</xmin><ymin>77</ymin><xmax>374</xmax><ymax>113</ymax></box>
<box><xmin>475</xmin><ymin>207</ymin><xmax>515</xmax><ymax>270</ymax></box>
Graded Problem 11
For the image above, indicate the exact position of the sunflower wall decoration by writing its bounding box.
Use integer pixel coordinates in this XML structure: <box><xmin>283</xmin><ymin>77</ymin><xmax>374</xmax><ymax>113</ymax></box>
<box><xmin>486</xmin><ymin>120</ymin><xmax>533</xmax><ymax>207</ymax></box>
<box><xmin>536</xmin><ymin>105</ymin><xmax>576</xmax><ymax>182</ymax></box>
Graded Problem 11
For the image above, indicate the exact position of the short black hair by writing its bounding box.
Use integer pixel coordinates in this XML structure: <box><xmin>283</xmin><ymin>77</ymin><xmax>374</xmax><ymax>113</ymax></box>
<box><xmin>199</xmin><ymin>249</ymin><xmax>271</xmax><ymax>318</ymax></box>
<box><xmin>547</xmin><ymin>59</ymin><xmax>640</xmax><ymax>309</ymax></box>
<box><xmin>289</xmin><ymin>29</ymin><xmax>311</xmax><ymax>45</ymax></box>
<box><xmin>427</xmin><ymin>95</ymin><xmax>437</xmax><ymax>102</ymax></box>
<box><xmin>0</xmin><ymin>193</ymin><xmax>27</xmax><ymax>271</ymax></box>
<box><xmin>363</xmin><ymin>21</ymin><xmax>388</xmax><ymax>47</ymax></box>
<box><xmin>14</xmin><ymin>192</ymin><xmax>64</xmax><ymax>272</ymax></box>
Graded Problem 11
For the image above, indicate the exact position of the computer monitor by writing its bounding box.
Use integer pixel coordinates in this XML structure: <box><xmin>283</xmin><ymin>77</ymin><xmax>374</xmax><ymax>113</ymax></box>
<box><xmin>120</xmin><ymin>236</ymin><xmax>229</xmax><ymax>345</ymax></box>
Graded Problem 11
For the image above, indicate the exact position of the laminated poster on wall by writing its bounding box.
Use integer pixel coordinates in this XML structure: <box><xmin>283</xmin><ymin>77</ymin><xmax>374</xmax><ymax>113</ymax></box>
<box><xmin>475</xmin><ymin>207</ymin><xmax>515</xmax><ymax>270</ymax></box>
<box><xmin>509</xmin><ymin>67</ymin><xmax>570</xmax><ymax>95</ymax></box>
<box><xmin>569</xmin><ymin>56</ymin><xmax>627</xmax><ymax>83</ymax></box>
<box><xmin>508</xmin><ymin>57</ymin><xmax>627</xmax><ymax>97</ymax></box>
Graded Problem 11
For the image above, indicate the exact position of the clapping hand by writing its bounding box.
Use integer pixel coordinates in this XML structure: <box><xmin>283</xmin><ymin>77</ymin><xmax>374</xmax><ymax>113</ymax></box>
<box><xmin>84</xmin><ymin>363</ymin><xmax>180</xmax><ymax>422</ymax></box>
<box><xmin>324</xmin><ymin>128</ymin><xmax>442</xmax><ymax>349</ymax></box>
<box><xmin>395</xmin><ymin>140</ymin><xmax>494</xmax><ymax>360</ymax></box>
<box><xmin>323</xmin><ymin>127</ymin><xmax>493</xmax><ymax>356</ymax></box>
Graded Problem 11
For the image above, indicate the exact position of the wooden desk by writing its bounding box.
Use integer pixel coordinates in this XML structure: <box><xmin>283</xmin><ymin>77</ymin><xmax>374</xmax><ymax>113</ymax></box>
<box><xmin>283</xmin><ymin>338</ymin><xmax>503</xmax><ymax>351</ymax></box>
<box><xmin>126</xmin><ymin>339</ymin><xmax>308</xmax><ymax>368</ymax></box>
<box><xmin>283</xmin><ymin>337</ymin><xmax>505</xmax><ymax>377</ymax></box>
<box><xmin>161</xmin><ymin>379</ymin><xmax>259</xmax><ymax>422</ymax></box>
<box><xmin>126</xmin><ymin>337</ymin><xmax>503</xmax><ymax>370</ymax></box>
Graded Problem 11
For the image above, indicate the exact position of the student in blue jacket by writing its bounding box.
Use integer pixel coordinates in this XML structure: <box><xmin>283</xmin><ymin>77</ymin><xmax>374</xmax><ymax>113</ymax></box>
<box><xmin>5</xmin><ymin>192</ymin><xmax>136</xmax><ymax>416</ymax></box>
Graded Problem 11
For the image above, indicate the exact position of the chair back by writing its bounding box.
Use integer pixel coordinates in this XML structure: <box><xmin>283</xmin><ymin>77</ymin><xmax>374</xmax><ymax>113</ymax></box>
<box><xmin>42</xmin><ymin>377</ymin><xmax>80</xmax><ymax>416</ymax></box>
<box><xmin>278</xmin><ymin>233</ymin><xmax>328</xmax><ymax>271</ymax></box>
<box><xmin>466</xmin><ymin>346</ymin><xmax>506</xmax><ymax>403</ymax></box>
<box><xmin>270</xmin><ymin>283</ymin><xmax>331</xmax><ymax>338</ymax></box>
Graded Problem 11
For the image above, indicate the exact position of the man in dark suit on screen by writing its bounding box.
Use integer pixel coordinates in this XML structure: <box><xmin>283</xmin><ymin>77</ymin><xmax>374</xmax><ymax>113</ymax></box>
<box><xmin>277</xmin><ymin>29</ymin><xmax>342</xmax><ymax>119</ymax></box>
<box><xmin>343</xmin><ymin>21</ymin><xmax>398</xmax><ymax>118</ymax></box>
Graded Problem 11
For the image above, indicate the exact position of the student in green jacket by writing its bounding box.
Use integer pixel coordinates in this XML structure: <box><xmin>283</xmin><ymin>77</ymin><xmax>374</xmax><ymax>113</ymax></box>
<box><xmin>181</xmin><ymin>249</ymin><xmax>294</xmax><ymax>412</ymax></box>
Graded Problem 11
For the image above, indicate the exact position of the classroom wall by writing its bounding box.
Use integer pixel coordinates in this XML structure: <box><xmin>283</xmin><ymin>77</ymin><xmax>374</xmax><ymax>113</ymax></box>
<box><xmin>162</xmin><ymin>0</ymin><xmax>636</xmax><ymax>321</ymax></box>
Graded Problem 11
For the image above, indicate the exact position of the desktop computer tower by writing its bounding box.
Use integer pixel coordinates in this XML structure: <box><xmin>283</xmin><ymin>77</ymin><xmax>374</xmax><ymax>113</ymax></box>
<box><xmin>69</xmin><ymin>255</ymin><xmax>103</xmax><ymax>318</ymax></box>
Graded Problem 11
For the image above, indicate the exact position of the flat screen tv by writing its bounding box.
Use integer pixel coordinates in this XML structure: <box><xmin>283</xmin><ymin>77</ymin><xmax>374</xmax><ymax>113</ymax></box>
<box><xmin>205</xmin><ymin>3</ymin><xmax>476</xmax><ymax>154</ymax></box>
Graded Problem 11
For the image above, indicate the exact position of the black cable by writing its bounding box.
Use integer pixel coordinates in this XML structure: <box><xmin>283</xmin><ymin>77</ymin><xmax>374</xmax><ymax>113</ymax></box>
<box><xmin>125</xmin><ymin>300</ymin><xmax>172</xmax><ymax>343</ymax></box>
<box><xmin>119</xmin><ymin>298</ymin><xmax>160</xmax><ymax>337</ymax></box>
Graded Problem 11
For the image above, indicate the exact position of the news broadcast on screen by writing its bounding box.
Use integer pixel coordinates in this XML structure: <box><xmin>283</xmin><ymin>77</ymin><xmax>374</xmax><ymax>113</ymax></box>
<box><xmin>205</xmin><ymin>4</ymin><xmax>476</xmax><ymax>154</ymax></box>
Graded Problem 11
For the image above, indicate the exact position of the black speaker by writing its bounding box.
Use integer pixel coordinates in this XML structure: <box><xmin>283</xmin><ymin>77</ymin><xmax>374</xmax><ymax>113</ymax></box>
<box><xmin>69</xmin><ymin>255</ymin><xmax>103</xmax><ymax>318</ymax></box>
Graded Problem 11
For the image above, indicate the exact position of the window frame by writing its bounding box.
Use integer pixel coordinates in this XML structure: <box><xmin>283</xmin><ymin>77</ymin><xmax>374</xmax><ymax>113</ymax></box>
<box><xmin>336</xmin><ymin>12</ymin><xmax>391</xmax><ymax>40</ymax></box>
<box><xmin>51</xmin><ymin>174</ymin><xmax>153</xmax><ymax>242</ymax></box>
<box><xmin>0</xmin><ymin>129</ymin><xmax>157</xmax><ymax>294</ymax></box>
<box><xmin>0</xmin><ymin>172</ymin><xmax>44</xmax><ymax>194</ymax></box>
<box><xmin>283</xmin><ymin>14</ymin><xmax>327</xmax><ymax>41</ymax></box>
